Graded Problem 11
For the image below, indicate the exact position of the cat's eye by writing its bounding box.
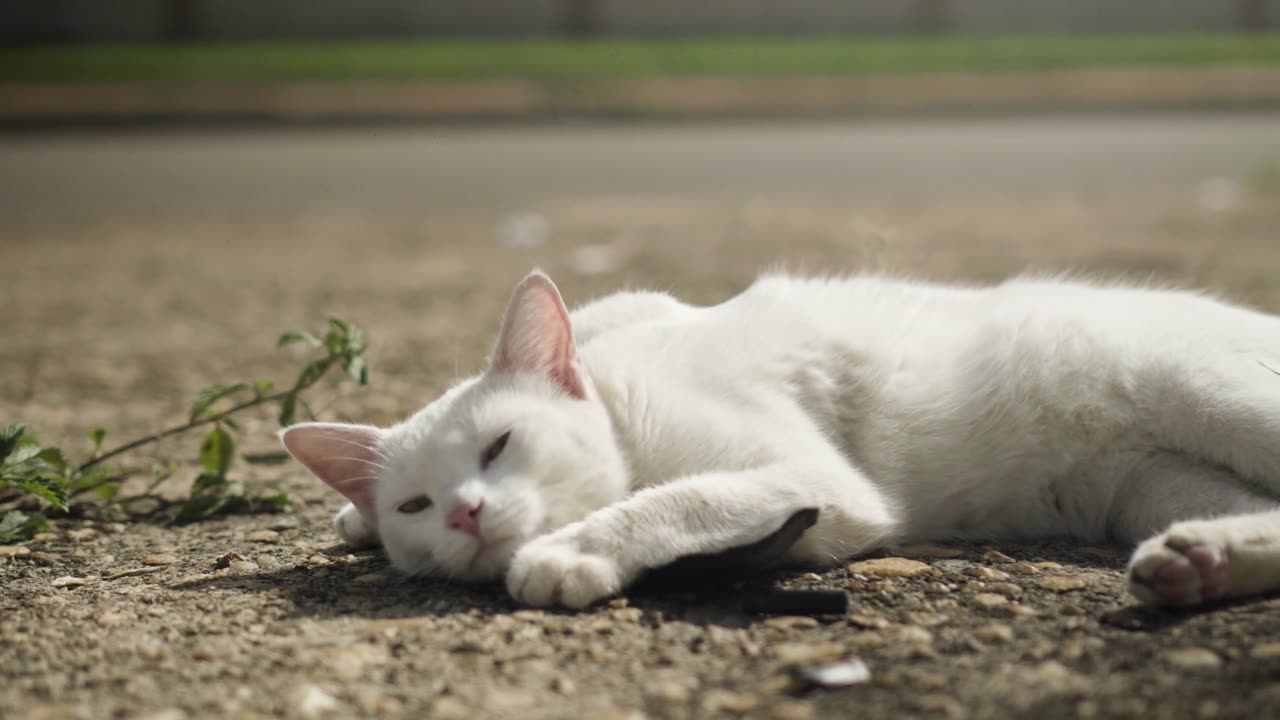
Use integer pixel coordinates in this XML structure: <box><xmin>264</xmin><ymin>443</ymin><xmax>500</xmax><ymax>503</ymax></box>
<box><xmin>397</xmin><ymin>495</ymin><xmax>432</xmax><ymax>514</ymax></box>
<box><xmin>480</xmin><ymin>430</ymin><xmax>512</xmax><ymax>470</ymax></box>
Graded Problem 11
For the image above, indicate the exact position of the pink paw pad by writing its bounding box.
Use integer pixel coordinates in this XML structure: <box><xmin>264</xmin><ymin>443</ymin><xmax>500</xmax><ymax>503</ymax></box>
<box><xmin>1141</xmin><ymin>541</ymin><xmax>1229</xmax><ymax>605</ymax></box>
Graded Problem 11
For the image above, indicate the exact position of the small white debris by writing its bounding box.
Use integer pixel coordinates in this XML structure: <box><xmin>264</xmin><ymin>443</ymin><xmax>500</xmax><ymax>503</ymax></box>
<box><xmin>803</xmin><ymin>659</ymin><xmax>871</xmax><ymax>687</ymax></box>
<box><xmin>570</xmin><ymin>243</ymin><xmax>624</xmax><ymax>276</ymax></box>
<box><xmin>1198</xmin><ymin>177</ymin><xmax>1241</xmax><ymax>213</ymax></box>
<box><xmin>292</xmin><ymin>683</ymin><xmax>339</xmax><ymax>717</ymax></box>
<box><xmin>51</xmin><ymin>576</ymin><xmax>89</xmax><ymax>588</ymax></box>
<box><xmin>495</xmin><ymin>212</ymin><xmax>550</xmax><ymax>249</ymax></box>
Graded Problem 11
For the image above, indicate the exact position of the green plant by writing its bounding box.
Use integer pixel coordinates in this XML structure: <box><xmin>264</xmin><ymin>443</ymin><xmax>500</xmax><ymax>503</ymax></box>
<box><xmin>0</xmin><ymin>316</ymin><xmax>368</xmax><ymax>542</ymax></box>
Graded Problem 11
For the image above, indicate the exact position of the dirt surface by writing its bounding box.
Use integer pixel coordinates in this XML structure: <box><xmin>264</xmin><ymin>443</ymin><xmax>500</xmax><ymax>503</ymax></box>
<box><xmin>4</xmin><ymin>118</ymin><xmax>1280</xmax><ymax>720</ymax></box>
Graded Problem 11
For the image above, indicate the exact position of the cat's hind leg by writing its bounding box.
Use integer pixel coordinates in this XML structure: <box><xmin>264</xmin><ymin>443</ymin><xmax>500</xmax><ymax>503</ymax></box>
<box><xmin>1129</xmin><ymin>510</ymin><xmax>1280</xmax><ymax>605</ymax></box>
<box><xmin>1113</xmin><ymin>453</ymin><xmax>1280</xmax><ymax>605</ymax></box>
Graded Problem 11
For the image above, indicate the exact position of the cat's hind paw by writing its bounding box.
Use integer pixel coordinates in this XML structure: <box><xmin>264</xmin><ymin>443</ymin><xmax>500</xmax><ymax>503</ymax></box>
<box><xmin>507</xmin><ymin>538</ymin><xmax>623</xmax><ymax>609</ymax></box>
<box><xmin>1127</xmin><ymin>524</ymin><xmax>1230</xmax><ymax>606</ymax></box>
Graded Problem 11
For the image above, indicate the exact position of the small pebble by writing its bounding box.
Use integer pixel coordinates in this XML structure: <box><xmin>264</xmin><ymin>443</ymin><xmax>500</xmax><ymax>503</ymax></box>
<box><xmin>961</xmin><ymin>566</ymin><xmax>1011</xmax><ymax>581</ymax></box>
<box><xmin>847</xmin><ymin>557</ymin><xmax>936</xmax><ymax>578</ymax></box>
<box><xmin>430</xmin><ymin>697</ymin><xmax>473</xmax><ymax>720</ymax></box>
<box><xmin>612</xmin><ymin>607</ymin><xmax>643</xmax><ymax>622</ymax></box>
<box><xmin>701</xmin><ymin>689</ymin><xmax>759</xmax><ymax>716</ymax></box>
<box><xmin>764</xmin><ymin>616</ymin><xmax>820</xmax><ymax>630</ymax></box>
<box><xmin>228</xmin><ymin>560</ymin><xmax>259</xmax><ymax>573</ymax></box>
<box><xmin>971</xmin><ymin>593</ymin><xmax>1009</xmax><ymax>608</ymax></box>
<box><xmin>1034</xmin><ymin>561</ymin><xmax>1064</xmax><ymax>570</ymax></box>
<box><xmin>771</xmin><ymin>700</ymin><xmax>816</xmax><ymax>720</ymax></box>
<box><xmin>897</xmin><ymin>626</ymin><xmax>934</xmax><ymax>644</ymax></box>
<box><xmin>247</xmin><ymin>530</ymin><xmax>280</xmax><ymax>543</ymax></box>
<box><xmin>647</xmin><ymin>680</ymin><xmax>691</xmax><ymax>704</ymax></box>
<box><xmin>1163</xmin><ymin>647</ymin><xmax>1223</xmax><ymax>670</ymax></box>
<box><xmin>918</xmin><ymin>694</ymin><xmax>966</xmax><ymax>719</ymax></box>
<box><xmin>984</xmin><ymin>582</ymin><xmax>1023</xmax><ymax>597</ymax></box>
<box><xmin>982</xmin><ymin>550</ymin><xmax>1016</xmax><ymax>564</ymax></box>
<box><xmin>1004</xmin><ymin>603</ymin><xmax>1038</xmax><ymax>618</ymax></box>
<box><xmin>773</xmin><ymin>642</ymin><xmax>845</xmax><ymax>666</ymax></box>
<box><xmin>354</xmin><ymin>573</ymin><xmax>385</xmax><ymax>584</ymax></box>
<box><xmin>0</xmin><ymin>545</ymin><xmax>31</xmax><ymax>557</ymax></box>
<box><xmin>974</xmin><ymin>623</ymin><xmax>1015</xmax><ymax>644</ymax></box>
<box><xmin>1038</xmin><ymin>575</ymin><xmax>1085</xmax><ymax>592</ymax></box>
<box><xmin>1251</xmin><ymin>642</ymin><xmax>1280</xmax><ymax>659</ymax></box>
<box><xmin>143</xmin><ymin>553</ymin><xmax>178</xmax><ymax>566</ymax></box>
<box><xmin>1009</xmin><ymin>562</ymin><xmax>1041</xmax><ymax>575</ymax></box>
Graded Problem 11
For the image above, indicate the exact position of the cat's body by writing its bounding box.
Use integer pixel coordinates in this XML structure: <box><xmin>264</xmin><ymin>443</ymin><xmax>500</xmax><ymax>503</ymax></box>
<box><xmin>283</xmin><ymin>272</ymin><xmax>1280</xmax><ymax>608</ymax></box>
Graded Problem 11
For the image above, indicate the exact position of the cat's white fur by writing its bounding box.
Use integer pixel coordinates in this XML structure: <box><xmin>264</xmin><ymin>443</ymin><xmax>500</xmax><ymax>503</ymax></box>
<box><xmin>282</xmin><ymin>271</ymin><xmax>1280</xmax><ymax>609</ymax></box>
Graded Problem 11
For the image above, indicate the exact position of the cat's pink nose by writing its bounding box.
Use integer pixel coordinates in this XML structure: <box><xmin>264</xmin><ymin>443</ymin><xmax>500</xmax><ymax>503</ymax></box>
<box><xmin>446</xmin><ymin>500</ymin><xmax>484</xmax><ymax>537</ymax></box>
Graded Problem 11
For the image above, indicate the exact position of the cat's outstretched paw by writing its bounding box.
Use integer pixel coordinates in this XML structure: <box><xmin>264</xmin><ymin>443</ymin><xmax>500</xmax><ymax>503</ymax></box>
<box><xmin>506</xmin><ymin>537</ymin><xmax>623</xmax><ymax>609</ymax></box>
<box><xmin>333</xmin><ymin>502</ymin><xmax>380</xmax><ymax>548</ymax></box>
<box><xmin>1128</xmin><ymin>524</ymin><xmax>1230</xmax><ymax>606</ymax></box>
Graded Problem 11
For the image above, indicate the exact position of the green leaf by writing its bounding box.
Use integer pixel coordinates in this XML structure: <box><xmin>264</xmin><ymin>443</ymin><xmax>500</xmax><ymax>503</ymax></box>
<box><xmin>253</xmin><ymin>379</ymin><xmax>274</xmax><ymax>397</ymax></box>
<box><xmin>175</xmin><ymin>491</ymin><xmax>227</xmax><ymax>523</ymax></box>
<box><xmin>189</xmin><ymin>382</ymin><xmax>252</xmax><ymax>422</ymax></box>
<box><xmin>36</xmin><ymin>447</ymin><xmax>67</xmax><ymax>471</ymax></box>
<box><xmin>278</xmin><ymin>394</ymin><xmax>297</xmax><ymax>427</ymax></box>
<box><xmin>199</xmin><ymin>425</ymin><xmax>235</xmax><ymax>476</ymax></box>
<box><xmin>294</xmin><ymin>358</ymin><xmax>332</xmax><ymax>391</ymax></box>
<box><xmin>14</xmin><ymin>477</ymin><xmax>68</xmax><ymax>511</ymax></box>
<box><xmin>6</xmin><ymin>443</ymin><xmax>41</xmax><ymax>465</ymax></box>
<box><xmin>0</xmin><ymin>509</ymin><xmax>47</xmax><ymax>543</ymax></box>
<box><xmin>252</xmin><ymin>492</ymin><xmax>291</xmax><ymax>512</ymax></box>
<box><xmin>0</xmin><ymin>509</ymin><xmax>28</xmax><ymax>542</ymax></box>
<box><xmin>327</xmin><ymin>316</ymin><xmax>350</xmax><ymax>334</ymax></box>
<box><xmin>277</xmin><ymin>331</ymin><xmax>322</xmax><ymax>349</ymax></box>
<box><xmin>190</xmin><ymin>471</ymin><xmax>228</xmax><ymax>496</ymax></box>
<box><xmin>88</xmin><ymin>427</ymin><xmax>106</xmax><ymax>453</ymax></box>
<box><xmin>345</xmin><ymin>355</ymin><xmax>368</xmax><ymax>385</ymax></box>
<box><xmin>91</xmin><ymin>482</ymin><xmax>121</xmax><ymax>501</ymax></box>
<box><xmin>0</xmin><ymin>424</ymin><xmax>26</xmax><ymax>460</ymax></box>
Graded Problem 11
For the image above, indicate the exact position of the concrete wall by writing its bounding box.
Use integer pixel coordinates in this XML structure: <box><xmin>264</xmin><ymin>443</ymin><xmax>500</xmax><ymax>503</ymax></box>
<box><xmin>2</xmin><ymin>0</ymin><xmax>1275</xmax><ymax>43</ymax></box>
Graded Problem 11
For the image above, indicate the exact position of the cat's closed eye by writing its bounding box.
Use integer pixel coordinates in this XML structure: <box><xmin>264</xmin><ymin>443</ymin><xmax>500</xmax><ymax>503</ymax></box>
<box><xmin>481</xmin><ymin>430</ymin><xmax>512</xmax><ymax>470</ymax></box>
<box><xmin>397</xmin><ymin>496</ymin><xmax>432</xmax><ymax>514</ymax></box>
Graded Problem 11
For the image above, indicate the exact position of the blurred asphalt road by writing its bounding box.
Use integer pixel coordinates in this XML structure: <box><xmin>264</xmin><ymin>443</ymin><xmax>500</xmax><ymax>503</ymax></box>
<box><xmin>3</xmin><ymin>113</ymin><xmax>1279</xmax><ymax>223</ymax></box>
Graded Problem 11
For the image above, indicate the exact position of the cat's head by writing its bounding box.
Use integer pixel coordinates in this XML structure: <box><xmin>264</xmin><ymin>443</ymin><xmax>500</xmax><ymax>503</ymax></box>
<box><xmin>280</xmin><ymin>272</ymin><xmax>629</xmax><ymax>580</ymax></box>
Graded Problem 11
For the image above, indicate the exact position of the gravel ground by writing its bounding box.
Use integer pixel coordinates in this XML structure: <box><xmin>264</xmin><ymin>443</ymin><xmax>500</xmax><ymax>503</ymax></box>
<box><xmin>4</xmin><ymin>122</ymin><xmax>1280</xmax><ymax>720</ymax></box>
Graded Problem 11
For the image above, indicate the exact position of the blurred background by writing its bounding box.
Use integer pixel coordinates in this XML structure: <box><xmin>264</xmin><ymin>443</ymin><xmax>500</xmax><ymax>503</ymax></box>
<box><xmin>2</xmin><ymin>0</ymin><xmax>1279</xmax><ymax>441</ymax></box>
<box><xmin>3</xmin><ymin>7</ymin><xmax>1280</xmax><ymax>718</ymax></box>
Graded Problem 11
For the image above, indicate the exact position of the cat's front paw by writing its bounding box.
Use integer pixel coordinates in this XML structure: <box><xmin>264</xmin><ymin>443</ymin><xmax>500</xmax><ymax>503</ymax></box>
<box><xmin>333</xmin><ymin>502</ymin><xmax>380</xmax><ymax>548</ymax></box>
<box><xmin>1128</xmin><ymin>523</ymin><xmax>1230</xmax><ymax>606</ymax></box>
<box><xmin>506</xmin><ymin>537</ymin><xmax>623</xmax><ymax>609</ymax></box>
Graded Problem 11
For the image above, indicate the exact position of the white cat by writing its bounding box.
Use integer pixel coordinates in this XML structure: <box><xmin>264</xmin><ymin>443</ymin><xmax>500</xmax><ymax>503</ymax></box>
<box><xmin>281</xmin><ymin>271</ymin><xmax>1280</xmax><ymax>609</ymax></box>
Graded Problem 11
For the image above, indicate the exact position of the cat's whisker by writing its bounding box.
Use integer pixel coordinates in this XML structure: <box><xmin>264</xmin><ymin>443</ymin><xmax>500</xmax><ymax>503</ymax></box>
<box><xmin>313</xmin><ymin>454</ymin><xmax>388</xmax><ymax>471</ymax></box>
<box><xmin>310</xmin><ymin>434</ymin><xmax>395</xmax><ymax>463</ymax></box>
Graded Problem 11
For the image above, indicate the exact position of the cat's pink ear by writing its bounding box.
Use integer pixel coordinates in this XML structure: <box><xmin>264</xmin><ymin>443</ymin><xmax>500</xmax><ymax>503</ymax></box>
<box><xmin>492</xmin><ymin>271</ymin><xmax>588</xmax><ymax>399</ymax></box>
<box><xmin>279</xmin><ymin>423</ymin><xmax>383</xmax><ymax>521</ymax></box>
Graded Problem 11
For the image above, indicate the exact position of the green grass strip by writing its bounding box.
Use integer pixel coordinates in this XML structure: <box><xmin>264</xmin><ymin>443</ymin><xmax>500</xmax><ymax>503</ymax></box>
<box><xmin>4</xmin><ymin>34</ymin><xmax>1280</xmax><ymax>84</ymax></box>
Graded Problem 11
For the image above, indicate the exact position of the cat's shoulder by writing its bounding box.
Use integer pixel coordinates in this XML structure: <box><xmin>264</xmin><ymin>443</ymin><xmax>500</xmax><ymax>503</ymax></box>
<box><xmin>570</xmin><ymin>288</ymin><xmax>696</xmax><ymax>343</ymax></box>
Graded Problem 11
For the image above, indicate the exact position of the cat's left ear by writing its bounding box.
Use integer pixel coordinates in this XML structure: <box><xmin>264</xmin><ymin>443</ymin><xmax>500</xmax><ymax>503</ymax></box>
<box><xmin>491</xmin><ymin>271</ymin><xmax>589</xmax><ymax>399</ymax></box>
